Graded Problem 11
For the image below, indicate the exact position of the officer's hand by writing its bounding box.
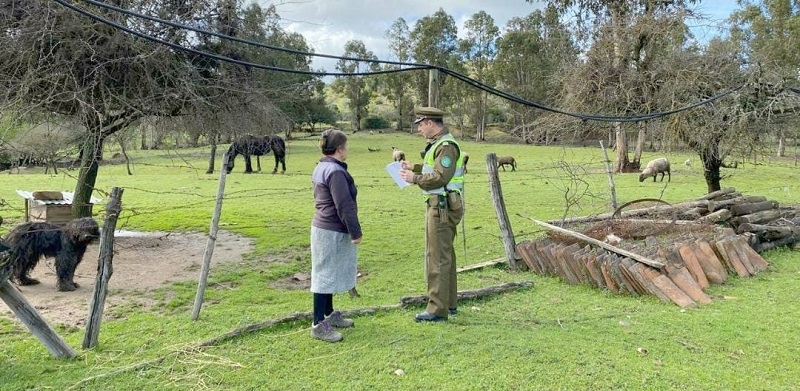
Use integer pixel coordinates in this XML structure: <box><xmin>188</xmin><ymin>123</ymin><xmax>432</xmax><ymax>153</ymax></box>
<box><xmin>400</xmin><ymin>169</ymin><xmax>415</xmax><ymax>183</ymax></box>
<box><xmin>400</xmin><ymin>160</ymin><xmax>414</xmax><ymax>170</ymax></box>
<box><xmin>351</xmin><ymin>237</ymin><xmax>362</xmax><ymax>245</ymax></box>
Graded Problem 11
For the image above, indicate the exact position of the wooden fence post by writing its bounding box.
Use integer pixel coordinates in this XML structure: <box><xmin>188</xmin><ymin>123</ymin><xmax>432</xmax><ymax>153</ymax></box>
<box><xmin>83</xmin><ymin>187</ymin><xmax>123</xmax><ymax>349</ymax></box>
<box><xmin>0</xmin><ymin>280</ymin><xmax>76</xmax><ymax>358</ymax></box>
<box><xmin>486</xmin><ymin>153</ymin><xmax>520</xmax><ymax>270</ymax></box>
<box><xmin>192</xmin><ymin>153</ymin><xmax>229</xmax><ymax>320</ymax></box>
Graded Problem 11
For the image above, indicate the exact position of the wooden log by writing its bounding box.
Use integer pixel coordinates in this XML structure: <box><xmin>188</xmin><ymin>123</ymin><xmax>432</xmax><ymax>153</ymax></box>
<box><xmin>397</xmin><ymin>281</ymin><xmax>534</xmax><ymax>306</ymax></box>
<box><xmin>678</xmin><ymin>207</ymin><xmax>707</xmax><ymax>220</ymax></box>
<box><xmin>736</xmin><ymin>223</ymin><xmax>800</xmax><ymax>241</ymax></box>
<box><xmin>732</xmin><ymin>237</ymin><xmax>769</xmax><ymax>272</ymax></box>
<box><xmin>697</xmin><ymin>187</ymin><xmax>737</xmax><ymax>200</ymax></box>
<box><xmin>530</xmin><ymin>219</ymin><xmax>664</xmax><ymax>268</ymax></box>
<box><xmin>665</xmin><ymin>265</ymin><xmax>713</xmax><ymax>304</ymax></box>
<box><xmin>730</xmin><ymin>209</ymin><xmax>784</xmax><ymax>227</ymax></box>
<box><xmin>729</xmin><ymin>200</ymin><xmax>780</xmax><ymax>217</ymax></box>
<box><xmin>0</xmin><ymin>280</ymin><xmax>76</xmax><ymax>358</ymax></box>
<box><xmin>707</xmin><ymin>195</ymin><xmax>766</xmax><ymax>212</ymax></box>
<box><xmin>694</xmin><ymin>240</ymin><xmax>728</xmax><ymax>284</ymax></box>
<box><xmin>697</xmin><ymin>209</ymin><xmax>732</xmax><ymax>224</ymax></box>
<box><xmin>753</xmin><ymin>235</ymin><xmax>799</xmax><ymax>253</ymax></box>
<box><xmin>676</xmin><ymin>245</ymin><xmax>710</xmax><ymax>289</ymax></box>
<box><xmin>542</xmin><ymin>200</ymin><xmax>708</xmax><ymax>225</ymax></box>
<box><xmin>714</xmin><ymin>239</ymin><xmax>749</xmax><ymax>277</ymax></box>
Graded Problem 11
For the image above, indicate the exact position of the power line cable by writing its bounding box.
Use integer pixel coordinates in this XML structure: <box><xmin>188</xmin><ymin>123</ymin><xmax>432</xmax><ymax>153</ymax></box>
<box><xmin>52</xmin><ymin>0</ymin><xmax>794</xmax><ymax>123</ymax></box>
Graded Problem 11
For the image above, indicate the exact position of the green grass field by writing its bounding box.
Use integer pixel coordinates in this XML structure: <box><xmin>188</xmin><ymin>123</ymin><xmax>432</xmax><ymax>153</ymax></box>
<box><xmin>1</xmin><ymin>131</ymin><xmax>799</xmax><ymax>390</ymax></box>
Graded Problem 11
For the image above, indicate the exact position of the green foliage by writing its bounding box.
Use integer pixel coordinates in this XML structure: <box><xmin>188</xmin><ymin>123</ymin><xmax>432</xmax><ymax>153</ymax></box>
<box><xmin>362</xmin><ymin>116</ymin><xmax>390</xmax><ymax>130</ymax></box>
<box><xmin>1</xmin><ymin>134</ymin><xmax>800</xmax><ymax>390</ymax></box>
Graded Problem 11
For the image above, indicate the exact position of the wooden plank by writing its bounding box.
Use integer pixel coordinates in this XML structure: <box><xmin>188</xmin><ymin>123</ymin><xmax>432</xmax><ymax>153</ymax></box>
<box><xmin>598</xmin><ymin>255</ymin><xmax>619</xmax><ymax>293</ymax></box>
<box><xmin>694</xmin><ymin>240</ymin><xmax>728</xmax><ymax>284</ymax></box>
<box><xmin>676</xmin><ymin>245</ymin><xmax>710</xmax><ymax>289</ymax></box>
<box><xmin>714</xmin><ymin>239</ymin><xmax>749</xmax><ymax>277</ymax></box>
<box><xmin>609</xmin><ymin>255</ymin><xmax>636</xmax><ymax>295</ymax></box>
<box><xmin>629</xmin><ymin>263</ymin><xmax>670</xmax><ymax>302</ymax></box>
<box><xmin>457</xmin><ymin>258</ymin><xmax>506</xmax><ymax>273</ymax></box>
<box><xmin>665</xmin><ymin>265</ymin><xmax>713</xmax><ymax>304</ymax></box>
<box><xmin>652</xmin><ymin>274</ymin><xmax>697</xmax><ymax>308</ymax></box>
<box><xmin>619</xmin><ymin>259</ymin><xmax>645</xmax><ymax>296</ymax></box>
<box><xmin>723</xmin><ymin>240</ymin><xmax>754</xmax><ymax>276</ymax></box>
<box><xmin>530</xmin><ymin>219</ymin><xmax>664</xmax><ymax>268</ymax></box>
<box><xmin>585</xmin><ymin>256</ymin><xmax>605</xmax><ymax>289</ymax></box>
<box><xmin>736</xmin><ymin>240</ymin><xmax>769</xmax><ymax>271</ymax></box>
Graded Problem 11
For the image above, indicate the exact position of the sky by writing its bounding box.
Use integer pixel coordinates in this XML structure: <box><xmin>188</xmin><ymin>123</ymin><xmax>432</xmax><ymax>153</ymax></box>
<box><xmin>266</xmin><ymin>0</ymin><xmax>743</xmax><ymax>74</ymax></box>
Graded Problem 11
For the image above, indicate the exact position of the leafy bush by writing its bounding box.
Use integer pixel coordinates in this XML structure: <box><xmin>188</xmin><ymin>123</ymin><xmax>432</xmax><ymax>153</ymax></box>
<box><xmin>362</xmin><ymin>116</ymin><xmax>390</xmax><ymax>129</ymax></box>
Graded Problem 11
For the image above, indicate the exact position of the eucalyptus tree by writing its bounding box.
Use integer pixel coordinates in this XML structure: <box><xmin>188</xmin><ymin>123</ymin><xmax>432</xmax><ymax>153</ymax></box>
<box><xmin>535</xmin><ymin>0</ymin><xmax>698</xmax><ymax>172</ymax></box>
<box><xmin>459</xmin><ymin>11</ymin><xmax>500</xmax><ymax>141</ymax></box>
<box><xmin>493</xmin><ymin>7</ymin><xmax>578</xmax><ymax>143</ymax></box>
<box><xmin>731</xmin><ymin>0</ymin><xmax>800</xmax><ymax>156</ymax></box>
<box><xmin>409</xmin><ymin>8</ymin><xmax>459</xmax><ymax>107</ymax></box>
<box><xmin>382</xmin><ymin>18</ymin><xmax>415</xmax><ymax>132</ymax></box>
<box><xmin>331</xmin><ymin>40</ymin><xmax>379</xmax><ymax>132</ymax></box>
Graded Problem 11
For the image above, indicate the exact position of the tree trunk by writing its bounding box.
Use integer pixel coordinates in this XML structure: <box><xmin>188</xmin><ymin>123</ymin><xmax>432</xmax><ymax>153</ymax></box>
<box><xmin>613</xmin><ymin>123</ymin><xmax>631</xmax><ymax>172</ymax></box>
<box><xmin>72</xmin><ymin>132</ymin><xmax>103</xmax><ymax>218</ymax></box>
<box><xmin>777</xmin><ymin>124</ymin><xmax>785</xmax><ymax>157</ymax></box>
<box><xmin>206</xmin><ymin>143</ymin><xmax>218</xmax><ymax>174</ymax></box>
<box><xmin>633</xmin><ymin>121</ymin><xmax>647</xmax><ymax>167</ymax></box>
<box><xmin>701</xmin><ymin>151</ymin><xmax>722</xmax><ymax>193</ymax></box>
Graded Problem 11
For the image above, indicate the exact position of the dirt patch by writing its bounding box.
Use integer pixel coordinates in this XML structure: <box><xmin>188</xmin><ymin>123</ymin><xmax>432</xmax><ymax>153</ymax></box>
<box><xmin>1</xmin><ymin>230</ymin><xmax>254</xmax><ymax>328</ymax></box>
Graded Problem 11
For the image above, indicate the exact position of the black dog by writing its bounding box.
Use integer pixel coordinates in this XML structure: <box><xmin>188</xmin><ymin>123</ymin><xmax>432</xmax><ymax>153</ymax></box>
<box><xmin>4</xmin><ymin>217</ymin><xmax>100</xmax><ymax>291</ymax></box>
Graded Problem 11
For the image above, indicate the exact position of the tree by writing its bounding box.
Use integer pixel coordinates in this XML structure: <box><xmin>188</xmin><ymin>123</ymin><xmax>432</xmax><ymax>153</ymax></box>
<box><xmin>0</xmin><ymin>1</ymin><xmax>250</xmax><ymax>215</ymax></box>
<box><xmin>493</xmin><ymin>7</ymin><xmax>578</xmax><ymax>144</ymax></box>
<box><xmin>382</xmin><ymin>18</ymin><xmax>415</xmax><ymax>132</ymax></box>
<box><xmin>731</xmin><ymin>0</ymin><xmax>800</xmax><ymax>157</ymax></box>
<box><xmin>410</xmin><ymin>8</ymin><xmax>459</xmax><ymax>107</ymax></box>
<box><xmin>459</xmin><ymin>11</ymin><xmax>499</xmax><ymax>141</ymax></box>
<box><xmin>539</xmin><ymin>0</ymin><xmax>698</xmax><ymax>172</ymax></box>
<box><xmin>331</xmin><ymin>40</ymin><xmax>378</xmax><ymax>132</ymax></box>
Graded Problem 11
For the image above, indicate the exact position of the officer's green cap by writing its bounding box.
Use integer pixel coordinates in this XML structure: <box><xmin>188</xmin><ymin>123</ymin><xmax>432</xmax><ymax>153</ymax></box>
<box><xmin>414</xmin><ymin>107</ymin><xmax>445</xmax><ymax>124</ymax></box>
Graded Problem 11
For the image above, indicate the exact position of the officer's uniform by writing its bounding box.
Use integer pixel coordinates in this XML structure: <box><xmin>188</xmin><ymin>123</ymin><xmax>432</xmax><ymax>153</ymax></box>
<box><xmin>409</xmin><ymin>107</ymin><xmax>465</xmax><ymax>319</ymax></box>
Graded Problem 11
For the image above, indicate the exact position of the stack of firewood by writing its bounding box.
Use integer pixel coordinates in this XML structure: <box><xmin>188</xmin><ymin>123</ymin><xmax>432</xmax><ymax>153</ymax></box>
<box><xmin>516</xmin><ymin>233</ymin><xmax>769</xmax><ymax>308</ymax></box>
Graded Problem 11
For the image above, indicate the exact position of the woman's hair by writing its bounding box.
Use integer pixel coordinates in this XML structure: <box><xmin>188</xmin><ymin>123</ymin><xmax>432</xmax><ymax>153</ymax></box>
<box><xmin>320</xmin><ymin>129</ymin><xmax>347</xmax><ymax>155</ymax></box>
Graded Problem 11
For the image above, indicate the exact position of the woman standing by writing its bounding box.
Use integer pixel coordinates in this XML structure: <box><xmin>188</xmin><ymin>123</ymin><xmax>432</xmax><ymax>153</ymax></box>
<box><xmin>310</xmin><ymin>129</ymin><xmax>362</xmax><ymax>342</ymax></box>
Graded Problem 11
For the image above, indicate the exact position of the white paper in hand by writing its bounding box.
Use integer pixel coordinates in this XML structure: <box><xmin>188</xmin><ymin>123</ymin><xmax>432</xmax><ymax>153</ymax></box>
<box><xmin>386</xmin><ymin>161</ymin><xmax>411</xmax><ymax>189</ymax></box>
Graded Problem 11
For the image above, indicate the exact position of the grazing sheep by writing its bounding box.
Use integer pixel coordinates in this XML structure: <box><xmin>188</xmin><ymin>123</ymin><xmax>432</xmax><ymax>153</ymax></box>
<box><xmin>462</xmin><ymin>152</ymin><xmax>470</xmax><ymax>174</ymax></box>
<box><xmin>497</xmin><ymin>156</ymin><xmax>516</xmax><ymax>172</ymax></box>
<box><xmin>684</xmin><ymin>158</ymin><xmax>691</xmax><ymax>167</ymax></box>
<box><xmin>639</xmin><ymin>157</ymin><xmax>671</xmax><ymax>182</ymax></box>
<box><xmin>391</xmin><ymin>146</ymin><xmax>405</xmax><ymax>162</ymax></box>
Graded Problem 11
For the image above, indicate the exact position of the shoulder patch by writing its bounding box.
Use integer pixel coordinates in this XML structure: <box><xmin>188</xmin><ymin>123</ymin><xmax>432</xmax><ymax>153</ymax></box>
<box><xmin>441</xmin><ymin>156</ymin><xmax>452</xmax><ymax>168</ymax></box>
<box><xmin>441</xmin><ymin>141</ymin><xmax>450</xmax><ymax>146</ymax></box>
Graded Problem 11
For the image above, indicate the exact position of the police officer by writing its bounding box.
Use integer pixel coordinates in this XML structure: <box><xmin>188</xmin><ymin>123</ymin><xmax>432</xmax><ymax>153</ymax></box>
<box><xmin>400</xmin><ymin>107</ymin><xmax>465</xmax><ymax>322</ymax></box>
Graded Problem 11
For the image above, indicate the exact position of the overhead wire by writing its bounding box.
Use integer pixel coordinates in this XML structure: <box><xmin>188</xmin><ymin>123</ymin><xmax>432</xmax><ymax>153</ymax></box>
<box><xmin>51</xmin><ymin>0</ymin><xmax>795</xmax><ymax>123</ymax></box>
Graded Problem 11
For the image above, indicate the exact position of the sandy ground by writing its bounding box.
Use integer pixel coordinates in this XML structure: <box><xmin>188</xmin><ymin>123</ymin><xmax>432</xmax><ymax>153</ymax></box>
<box><xmin>0</xmin><ymin>230</ymin><xmax>253</xmax><ymax>328</ymax></box>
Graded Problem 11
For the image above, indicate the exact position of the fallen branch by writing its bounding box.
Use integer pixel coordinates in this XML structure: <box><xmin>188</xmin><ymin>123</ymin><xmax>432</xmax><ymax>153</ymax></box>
<box><xmin>67</xmin><ymin>281</ymin><xmax>532</xmax><ymax>388</ymax></box>
<box><xmin>457</xmin><ymin>258</ymin><xmax>505</xmax><ymax>273</ymax></box>
<box><xmin>524</xmin><ymin>216</ymin><xmax>665</xmax><ymax>269</ymax></box>
<box><xmin>399</xmin><ymin>280</ymin><xmax>534</xmax><ymax>306</ymax></box>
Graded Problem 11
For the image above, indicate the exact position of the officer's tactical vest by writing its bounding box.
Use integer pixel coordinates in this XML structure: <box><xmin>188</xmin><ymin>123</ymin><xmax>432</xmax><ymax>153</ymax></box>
<box><xmin>421</xmin><ymin>134</ymin><xmax>464</xmax><ymax>195</ymax></box>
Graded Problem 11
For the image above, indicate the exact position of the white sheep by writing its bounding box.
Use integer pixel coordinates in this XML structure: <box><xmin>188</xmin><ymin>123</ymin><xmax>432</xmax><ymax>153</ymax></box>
<box><xmin>497</xmin><ymin>156</ymin><xmax>516</xmax><ymax>172</ymax></box>
<box><xmin>391</xmin><ymin>146</ymin><xmax>405</xmax><ymax>162</ymax></box>
<box><xmin>639</xmin><ymin>157</ymin><xmax>671</xmax><ymax>182</ymax></box>
<box><xmin>684</xmin><ymin>158</ymin><xmax>691</xmax><ymax>167</ymax></box>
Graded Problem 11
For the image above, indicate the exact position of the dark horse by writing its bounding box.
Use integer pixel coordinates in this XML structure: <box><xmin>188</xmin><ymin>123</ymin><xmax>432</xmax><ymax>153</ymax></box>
<box><xmin>225</xmin><ymin>135</ymin><xmax>286</xmax><ymax>174</ymax></box>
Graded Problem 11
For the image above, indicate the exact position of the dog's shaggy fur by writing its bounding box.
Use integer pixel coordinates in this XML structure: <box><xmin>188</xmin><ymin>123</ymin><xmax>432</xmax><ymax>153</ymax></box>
<box><xmin>3</xmin><ymin>217</ymin><xmax>100</xmax><ymax>291</ymax></box>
